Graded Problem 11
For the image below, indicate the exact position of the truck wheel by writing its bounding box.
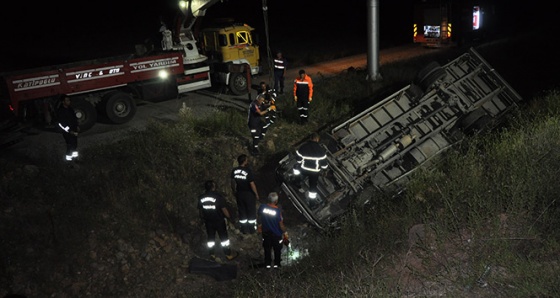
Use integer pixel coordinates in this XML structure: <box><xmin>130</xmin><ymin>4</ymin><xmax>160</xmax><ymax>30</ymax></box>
<box><xmin>405</xmin><ymin>83</ymin><xmax>424</xmax><ymax>102</ymax></box>
<box><xmin>72</xmin><ymin>99</ymin><xmax>97</xmax><ymax>132</ymax></box>
<box><xmin>229</xmin><ymin>72</ymin><xmax>248</xmax><ymax>95</ymax></box>
<box><xmin>469</xmin><ymin>115</ymin><xmax>493</xmax><ymax>134</ymax></box>
<box><xmin>101</xmin><ymin>91</ymin><xmax>137</xmax><ymax>124</ymax></box>
<box><xmin>459</xmin><ymin>108</ymin><xmax>489</xmax><ymax>135</ymax></box>
<box><xmin>415</xmin><ymin>61</ymin><xmax>447</xmax><ymax>92</ymax></box>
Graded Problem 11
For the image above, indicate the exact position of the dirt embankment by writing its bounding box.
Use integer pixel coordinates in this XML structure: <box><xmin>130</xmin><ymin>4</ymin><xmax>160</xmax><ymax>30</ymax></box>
<box><xmin>3</xmin><ymin>34</ymin><xmax>560</xmax><ymax>296</ymax></box>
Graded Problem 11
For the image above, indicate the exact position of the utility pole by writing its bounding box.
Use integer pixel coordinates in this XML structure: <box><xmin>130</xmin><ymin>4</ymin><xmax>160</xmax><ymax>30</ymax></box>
<box><xmin>367</xmin><ymin>0</ymin><xmax>382</xmax><ymax>81</ymax></box>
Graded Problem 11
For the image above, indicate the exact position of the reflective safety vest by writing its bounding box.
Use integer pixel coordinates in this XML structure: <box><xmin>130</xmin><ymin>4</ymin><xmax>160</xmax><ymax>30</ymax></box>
<box><xmin>296</xmin><ymin>141</ymin><xmax>328</xmax><ymax>172</ymax></box>
<box><xmin>274</xmin><ymin>58</ymin><xmax>286</xmax><ymax>71</ymax></box>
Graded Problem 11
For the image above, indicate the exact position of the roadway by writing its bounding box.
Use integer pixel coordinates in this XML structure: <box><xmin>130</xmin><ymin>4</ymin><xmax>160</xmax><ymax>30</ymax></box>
<box><xmin>2</xmin><ymin>44</ymin><xmax>434</xmax><ymax>163</ymax></box>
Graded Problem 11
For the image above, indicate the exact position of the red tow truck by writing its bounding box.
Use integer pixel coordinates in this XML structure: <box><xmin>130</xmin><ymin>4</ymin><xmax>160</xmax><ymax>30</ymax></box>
<box><xmin>0</xmin><ymin>50</ymin><xmax>211</xmax><ymax>135</ymax></box>
<box><xmin>1</xmin><ymin>0</ymin><xmax>261</xmax><ymax>149</ymax></box>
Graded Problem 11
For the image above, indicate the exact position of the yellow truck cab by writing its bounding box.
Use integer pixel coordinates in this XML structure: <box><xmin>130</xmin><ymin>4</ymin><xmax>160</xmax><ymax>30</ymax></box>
<box><xmin>201</xmin><ymin>23</ymin><xmax>261</xmax><ymax>94</ymax></box>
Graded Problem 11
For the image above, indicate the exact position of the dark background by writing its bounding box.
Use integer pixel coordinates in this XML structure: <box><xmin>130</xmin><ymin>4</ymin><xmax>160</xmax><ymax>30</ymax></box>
<box><xmin>0</xmin><ymin>0</ymin><xmax>554</xmax><ymax>72</ymax></box>
<box><xmin>0</xmin><ymin>0</ymin><xmax>413</xmax><ymax>71</ymax></box>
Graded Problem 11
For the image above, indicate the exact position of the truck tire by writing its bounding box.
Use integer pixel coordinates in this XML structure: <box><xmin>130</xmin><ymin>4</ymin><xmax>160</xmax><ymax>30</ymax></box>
<box><xmin>72</xmin><ymin>99</ymin><xmax>97</xmax><ymax>132</ymax></box>
<box><xmin>469</xmin><ymin>115</ymin><xmax>493</xmax><ymax>134</ymax></box>
<box><xmin>415</xmin><ymin>61</ymin><xmax>447</xmax><ymax>92</ymax></box>
<box><xmin>405</xmin><ymin>83</ymin><xmax>424</xmax><ymax>102</ymax></box>
<box><xmin>459</xmin><ymin>108</ymin><xmax>489</xmax><ymax>135</ymax></box>
<box><xmin>100</xmin><ymin>91</ymin><xmax>137</xmax><ymax>124</ymax></box>
<box><xmin>229</xmin><ymin>72</ymin><xmax>248</xmax><ymax>95</ymax></box>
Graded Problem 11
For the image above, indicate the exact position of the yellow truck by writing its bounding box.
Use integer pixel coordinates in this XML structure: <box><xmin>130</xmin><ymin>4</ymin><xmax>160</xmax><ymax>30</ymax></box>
<box><xmin>161</xmin><ymin>0</ymin><xmax>261</xmax><ymax>95</ymax></box>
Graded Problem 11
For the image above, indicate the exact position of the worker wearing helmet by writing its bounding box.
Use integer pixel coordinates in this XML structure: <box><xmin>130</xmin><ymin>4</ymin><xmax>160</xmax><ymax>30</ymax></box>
<box><xmin>293</xmin><ymin>132</ymin><xmax>328</xmax><ymax>206</ymax></box>
<box><xmin>248</xmin><ymin>94</ymin><xmax>275</xmax><ymax>156</ymax></box>
<box><xmin>257</xmin><ymin>192</ymin><xmax>287</xmax><ymax>269</ymax></box>
<box><xmin>231</xmin><ymin>154</ymin><xmax>260</xmax><ymax>234</ymax></box>
<box><xmin>197</xmin><ymin>180</ymin><xmax>238</xmax><ymax>261</ymax></box>
<box><xmin>293</xmin><ymin>69</ymin><xmax>313</xmax><ymax>124</ymax></box>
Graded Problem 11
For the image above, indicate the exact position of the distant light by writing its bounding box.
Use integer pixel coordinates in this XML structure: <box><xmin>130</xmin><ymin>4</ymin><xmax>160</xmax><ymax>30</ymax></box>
<box><xmin>159</xmin><ymin>70</ymin><xmax>169</xmax><ymax>79</ymax></box>
<box><xmin>473</xmin><ymin>6</ymin><xmax>481</xmax><ymax>30</ymax></box>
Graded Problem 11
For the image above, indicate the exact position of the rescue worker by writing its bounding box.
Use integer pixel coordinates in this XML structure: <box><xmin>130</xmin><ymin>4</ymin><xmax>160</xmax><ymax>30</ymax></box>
<box><xmin>293</xmin><ymin>132</ymin><xmax>328</xmax><ymax>205</ymax></box>
<box><xmin>293</xmin><ymin>69</ymin><xmax>313</xmax><ymax>124</ymax></box>
<box><xmin>273</xmin><ymin>51</ymin><xmax>287</xmax><ymax>94</ymax></box>
<box><xmin>197</xmin><ymin>180</ymin><xmax>238</xmax><ymax>261</ymax></box>
<box><xmin>231</xmin><ymin>154</ymin><xmax>260</xmax><ymax>234</ymax></box>
<box><xmin>258</xmin><ymin>82</ymin><xmax>278</xmax><ymax>137</ymax></box>
<box><xmin>248</xmin><ymin>94</ymin><xmax>275</xmax><ymax>156</ymax></box>
<box><xmin>56</xmin><ymin>94</ymin><xmax>80</xmax><ymax>161</ymax></box>
<box><xmin>257</xmin><ymin>192</ymin><xmax>288</xmax><ymax>269</ymax></box>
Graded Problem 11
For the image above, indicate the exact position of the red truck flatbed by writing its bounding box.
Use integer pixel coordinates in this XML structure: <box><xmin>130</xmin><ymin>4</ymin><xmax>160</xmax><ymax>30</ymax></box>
<box><xmin>2</xmin><ymin>51</ymin><xmax>186</xmax><ymax>115</ymax></box>
<box><xmin>0</xmin><ymin>50</ymin><xmax>211</xmax><ymax>134</ymax></box>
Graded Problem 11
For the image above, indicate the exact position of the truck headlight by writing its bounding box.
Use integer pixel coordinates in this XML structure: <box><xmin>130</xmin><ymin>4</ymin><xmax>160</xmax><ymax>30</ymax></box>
<box><xmin>159</xmin><ymin>70</ymin><xmax>169</xmax><ymax>79</ymax></box>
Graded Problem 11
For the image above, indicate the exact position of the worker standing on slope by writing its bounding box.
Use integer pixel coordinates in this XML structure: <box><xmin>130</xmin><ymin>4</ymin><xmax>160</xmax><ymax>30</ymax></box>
<box><xmin>273</xmin><ymin>51</ymin><xmax>287</xmax><ymax>94</ymax></box>
<box><xmin>293</xmin><ymin>69</ymin><xmax>313</xmax><ymax>124</ymax></box>
<box><xmin>231</xmin><ymin>154</ymin><xmax>260</xmax><ymax>234</ymax></box>
<box><xmin>293</xmin><ymin>132</ymin><xmax>328</xmax><ymax>207</ymax></box>
<box><xmin>248</xmin><ymin>94</ymin><xmax>276</xmax><ymax>156</ymax></box>
<box><xmin>258</xmin><ymin>82</ymin><xmax>278</xmax><ymax>137</ymax></box>
<box><xmin>197</xmin><ymin>180</ymin><xmax>238</xmax><ymax>261</ymax></box>
<box><xmin>56</xmin><ymin>94</ymin><xmax>80</xmax><ymax>162</ymax></box>
<box><xmin>257</xmin><ymin>192</ymin><xmax>288</xmax><ymax>269</ymax></box>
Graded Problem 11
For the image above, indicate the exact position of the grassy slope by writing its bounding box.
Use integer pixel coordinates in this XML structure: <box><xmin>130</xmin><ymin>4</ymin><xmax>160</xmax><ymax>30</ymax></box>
<box><xmin>2</xmin><ymin>32</ymin><xmax>560</xmax><ymax>297</ymax></box>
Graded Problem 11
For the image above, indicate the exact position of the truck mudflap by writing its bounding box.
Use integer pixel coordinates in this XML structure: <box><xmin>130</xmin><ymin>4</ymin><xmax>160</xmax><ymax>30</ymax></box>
<box><xmin>276</xmin><ymin>47</ymin><xmax>523</xmax><ymax>229</ymax></box>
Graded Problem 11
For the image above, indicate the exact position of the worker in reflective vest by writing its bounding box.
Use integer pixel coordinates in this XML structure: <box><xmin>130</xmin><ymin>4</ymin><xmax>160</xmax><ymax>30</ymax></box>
<box><xmin>231</xmin><ymin>154</ymin><xmax>260</xmax><ymax>234</ymax></box>
<box><xmin>293</xmin><ymin>132</ymin><xmax>328</xmax><ymax>203</ymax></box>
<box><xmin>273</xmin><ymin>51</ymin><xmax>287</xmax><ymax>94</ymax></box>
<box><xmin>57</xmin><ymin>94</ymin><xmax>80</xmax><ymax>161</ymax></box>
<box><xmin>197</xmin><ymin>180</ymin><xmax>238</xmax><ymax>261</ymax></box>
<box><xmin>258</xmin><ymin>82</ymin><xmax>278</xmax><ymax>137</ymax></box>
<box><xmin>257</xmin><ymin>192</ymin><xmax>288</xmax><ymax>269</ymax></box>
<box><xmin>293</xmin><ymin>69</ymin><xmax>313</xmax><ymax>124</ymax></box>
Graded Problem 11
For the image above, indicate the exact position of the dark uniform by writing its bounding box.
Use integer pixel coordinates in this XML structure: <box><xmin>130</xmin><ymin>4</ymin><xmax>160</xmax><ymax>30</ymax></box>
<box><xmin>258</xmin><ymin>84</ymin><xmax>278</xmax><ymax>137</ymax></box>
<box><xmin>273</xmin><ymin>52</ymin><xmax>287</xmax><ymax>94</ymax></box>
<box><xmin>197</xmin><ymin>180</ymin><xmax>236</xmax><ymax>260</ymax></box>
<box><xmin>57</xmin><ymin>95</ymin><xmax>79</xmax><ymax>161</ymax></box>
<box><xmin>293</xmin><ymin>70</ymin><xmax>314</xmax><ymax>124</ymax></box>
<box><xmin>231</xmin><ymin>155</ymin><xmax>258</xmax><ymax>234</ymax></box>
<box><xmin>257</xmin><ymin>192</ymin><xmax>287</xmax><ymax>268</ymax></box>
<box><xmin>247</xmin><ymin>96</ymin><xmax>266</xmax><ymax>155</ymax></box>
<box><xmin>294</xmin><ymin>133</ymin><xmax>328</xmax><ymax>203</ymax></box>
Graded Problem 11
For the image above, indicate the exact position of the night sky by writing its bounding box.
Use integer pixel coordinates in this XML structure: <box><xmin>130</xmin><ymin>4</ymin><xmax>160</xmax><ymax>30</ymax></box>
<box><xmin>0</xmin><ymin>0</ymin><xmax>550</xmax><ymax>72</ymax></box>
<box><xmin>0</xmin><ymin>0</ymin><xmax>416</xmax><ymax>71</ymax></box>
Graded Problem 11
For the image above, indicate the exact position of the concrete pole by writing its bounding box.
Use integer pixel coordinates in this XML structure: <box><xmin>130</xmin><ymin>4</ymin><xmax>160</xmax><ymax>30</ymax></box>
<box><xmin>367</xmin><ymin>0</ymin><xmax>382</xmax><ymax>81</ymax></box>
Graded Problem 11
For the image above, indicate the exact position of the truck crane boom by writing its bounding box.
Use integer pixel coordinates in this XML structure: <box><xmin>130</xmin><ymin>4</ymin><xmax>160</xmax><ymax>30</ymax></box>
<box><xmin>178</xmin><ymin>0</ymin><xmax>222</xmax><ymax>32</ymax></box>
